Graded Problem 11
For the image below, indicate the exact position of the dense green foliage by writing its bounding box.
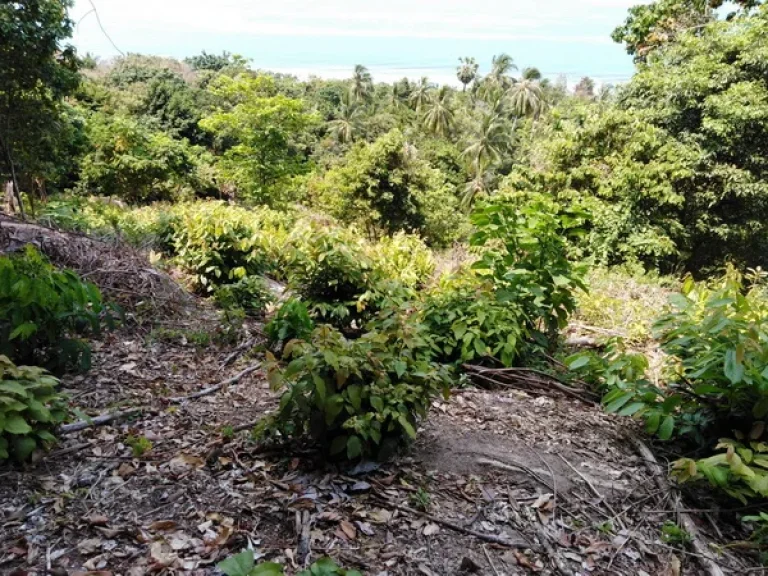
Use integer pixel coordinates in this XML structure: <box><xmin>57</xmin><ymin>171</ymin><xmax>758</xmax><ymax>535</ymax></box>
<box><xmin>513</xmin><ymin>4</ymin><xmax>768</xmax><ymax>273</ymax></box>
<box><xmin>0</xmin><ymin>356</ymin><xmax>68</xmax><ymax>462</ymax></box>
<box><xmin>214</xmin><ymin>276</ymin><xmax>274</xmax><ymax>316</ymax></box>
<box><xmin>265</xmin><ymin>298</ymin><xmax>315</xmax><ymax>347</ymax></box>
<box><xmin>0</xmin><ymin>0</ymin><xmax>80</xmax><ymax>208</ymax></box>
<box><xmin>263</xmin><ymin>318</ymin><xmax>451</xmax><ymax>460</ymax></box>
<box><xmin>0</xmin><ymin>246</ymin><xmax>112</xmax><ymax>373</ymax></box>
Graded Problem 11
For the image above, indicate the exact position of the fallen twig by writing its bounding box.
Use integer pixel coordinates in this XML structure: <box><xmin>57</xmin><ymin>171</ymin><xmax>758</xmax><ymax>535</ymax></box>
<box><xmin>220</xmin><ymin>337</ymin><xmax>257</xmax><ymax>369</ymax></box>
<box><xmin>169</xmin><ymin>362</ymin><xmax>261</xmax><ymax>403</ymax></box>
<box><xmin>483</xmin><ymin>545</ymin><xmax>501</xmax><ymax>576</ymax></box>
<box><xmin>632</xmin><ymin>438</ymin><xmax>726</xmax><ymax>576</ymax></box>
<box><xmin>558</xmin><ymin>454</ymin><xmax>626</xmax><ymax>530</ymax></box>
<box><xmin>372</xmin><ymin>494</ymin><xmax>534</xmax><ymax>549</ymax></box>
<box><xmin>60</xmin><ymin>408</ymin><xmax>142</xmax><ymax>434</ymax></box>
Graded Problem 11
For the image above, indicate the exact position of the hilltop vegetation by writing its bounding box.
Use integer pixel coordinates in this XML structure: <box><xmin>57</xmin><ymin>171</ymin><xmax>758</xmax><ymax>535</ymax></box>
<box><xmin>4</xmin><ymin>0</ymin><xmax>768</xmax><ymax>573</ymax></box>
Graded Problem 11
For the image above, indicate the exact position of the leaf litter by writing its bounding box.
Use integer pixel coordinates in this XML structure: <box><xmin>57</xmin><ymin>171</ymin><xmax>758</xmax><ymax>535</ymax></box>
<box><xmin>0</xmin><ymin>315</ymin><xmax>747</xmax><ymax>575</ymax></box>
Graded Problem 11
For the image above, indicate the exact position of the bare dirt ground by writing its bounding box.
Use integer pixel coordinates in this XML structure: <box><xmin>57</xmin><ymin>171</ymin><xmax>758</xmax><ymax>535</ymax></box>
<box><xmin>2</xmin><ymin>316</ymin><xmax>754</xmax><ymax>576</ymax></box>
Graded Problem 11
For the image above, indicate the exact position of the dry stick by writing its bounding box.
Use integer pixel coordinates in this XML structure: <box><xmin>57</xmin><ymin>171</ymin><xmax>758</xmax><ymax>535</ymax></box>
<box><xmin>483</xmin><ymin>545</ymin><xmax>501</xmax><ymax>576</ymax></box>
<box><xmin>558</xmin><ymin>453</ymin><xmax>626</xmax><ymax>531</ymax></box>
<box><xmin>296</xmin><ymin>510</ymin><xmax>312</xmax><ymax>566</ymax></box>
<box><xmin>220</xmin><ymin>337</ymin><xmax>257</xmax><ymax>369</ymax></box>
<box><xmin>373</xmin><ymin>495</ymin><xmax>535</xmax><ymax>550</ymax></box>
<box><xmin>632</xmin><ymin>438</ymin><xmax>726</xmax><ymax>576</ymax></box>
<box><xmin>169</xmin><ymin>363</ymin><xmax>261</xmax><ymax>403</ymax></box>
<box><xmin>464</xmin><ymin>365</ymin><xmax>595</xmax><ymax>404</ymax></box>
<box><xmin>60</xmin><ymin>408</ymin><xmax>142</xmax><ymax>434</ymax></box>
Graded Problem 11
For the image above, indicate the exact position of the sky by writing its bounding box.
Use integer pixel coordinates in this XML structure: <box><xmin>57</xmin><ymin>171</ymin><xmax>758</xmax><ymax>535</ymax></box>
<box><xmin>69</xmin><ymin>0</ymin><xmax>645</xmax><ymax>86</ymax></box>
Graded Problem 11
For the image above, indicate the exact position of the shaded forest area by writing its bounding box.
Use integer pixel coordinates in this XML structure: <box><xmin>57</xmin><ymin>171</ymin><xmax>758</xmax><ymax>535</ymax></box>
<box><xmin>3</xmin><ymin>0</ymin><xmax>768</xmax><ymax>574</ymax></box>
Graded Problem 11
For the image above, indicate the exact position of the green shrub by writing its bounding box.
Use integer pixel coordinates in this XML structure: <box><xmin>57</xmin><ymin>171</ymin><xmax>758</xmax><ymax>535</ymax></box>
<box><xmin>594</xmin><ymin>268</ymin><xmax>768</xmax><ymax>445</ymax></box>
<box><xmin>469</xmin><ymin>198</ymin><xmax>587</xmax><ymax>345</ymax></box>
<box><xmin>367</xmin><ymin>232</ymin><xmax>436</xmax><ymax>287</ymax></box>
<box><xmin>284</xmin><ymin>225</ymin><xmax>375</xmax><ymax>327</ymax></box>
<box><xmin>672</xmin><ymin>437</ymin><xmax>768</xmax><ymax>504</ymax></box>
<box><xmin>261</xmin><ymin>316</ymin><xmax>451</xmax><ymax>460</ymax></box>
<box><xmin>0</xmin><ymin>246</ymin><xmax>114</xmax><ymax>373</ymax></box>
<box><xmin>218</xmin><ymin>551</ymin><xmax>361</xmax><ymax>576</ymax></box>
<box><xmin>214</xmin><ymin>276</ymin><xmax>275</xmax><ymax>316</ymax></box>
<box><xmin>265</xmin><ymin>297</ymin><xmax>315</xmax><ymax>347</ymax></box>
<box><xmin>78</xmin><ymin>112</ymin><xmax>196</xmax><ymax>203</ymax></box>
<box><xmin>166</xmin><ymin>203</ymin><xmax>263</xmax><ymax>291</ymax></box>
<box><xmin>0</xmin><ymin>356</ymin><xmax>68</xmax><ymax>462</ymax></box>
<box><xmin>422</xmin><ymin>277</ymin><xmax>524</xmax><ymax>366</ymax></box>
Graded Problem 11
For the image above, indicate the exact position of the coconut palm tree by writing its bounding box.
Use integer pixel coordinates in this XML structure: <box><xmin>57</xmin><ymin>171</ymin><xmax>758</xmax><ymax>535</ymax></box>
<box><xmin>488</xmin><ymin>53</ymin><xmax>517</xmax><ymax>88</ymax></box>
<box><xmin>461</xmin><ymin>112</ymin><xmax>508</xmax><ymax>168</ymax></box>
<box><xmin>521</xmin><ymin>67</ymin><xmax>542</xmax><ymax>81</ymax></box>
<box><xmin>350</xmin><ymin>64</ymin><xmax>373</xmax><ymax>102</ymax></box>
<box><xmin>456</xmin><ymin>57</ymin><xmax>479</xmax><ymax>91</ymax></box>
<box><xmin>409</xmin><ymin>76</ymin><xmax>432</xmax><ymax>111</ymax></box>
<box><xmin>508</xmin><ymin>79</ymin><xmax>545</xmax><ymax>118</ymax></box>
<box><xmin>329</xmin><ymin>92</ymin><xmax>362</xmax><ymax>143</ymax></box>
<box><xmin>461</xmin><ymin>161</ymin><xmax>493</xmax><ymax>209</ymax></box>
<box><xmin>422</xmin><ymin>85</ymin><xmax>454</xmax><ymax>137</ymax></box>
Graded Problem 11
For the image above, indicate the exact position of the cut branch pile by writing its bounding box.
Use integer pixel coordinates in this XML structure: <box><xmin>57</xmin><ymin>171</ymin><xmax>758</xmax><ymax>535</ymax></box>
<box><xmin>0</xmin><ymin>214</ymin><xmax>193</xmax><ymax>317</ymax></box>
<box><xmin>463</xmin><ymin>364</ymin><xmax>598</xmax><ymax>404</ymax></box>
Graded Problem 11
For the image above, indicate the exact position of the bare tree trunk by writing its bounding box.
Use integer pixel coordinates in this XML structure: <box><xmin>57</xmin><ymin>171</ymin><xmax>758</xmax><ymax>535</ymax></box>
<box><xmin>0</xmin><ymin>133</ymin><xmax>25</xmax><ymax>219</ymax></box>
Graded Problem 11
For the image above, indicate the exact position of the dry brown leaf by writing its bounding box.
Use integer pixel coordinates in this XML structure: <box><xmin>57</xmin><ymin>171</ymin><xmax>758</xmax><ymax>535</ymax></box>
<box><xmin>317</xmin><ymin>511</ymin><xmax>342</xmax><ymax>523</ymax></box>
<box><xmin>512</xmin><ymin>550</ymin><xmax>540</xmax><ymax>571</ymax></box>
<box><xmin>147</xmin><ymin>520</ymin><xmax>178</xmax><ymax>532</ymax></box>
<box><xmin>370</xmin><ymin>509</ymin><xmax>393</xmax><ymax>524</ymax></box>
<box><xmin>116</xmin><ymin>463</ymin><xmax>136</xmax><ymax>478</ymax></box>
<box><xmin>77</xmin><ymin>538</ymin><xmax>102</xmax><ymax>555</ymax></box>
<box><xmin>423</xmin><ymin>523</ymin><xmax>440</xmax><ymax>537</ymax></box>
<box><xmin>86</xmin><ymin>514</ymin><xmax>109</xmax><ymax>527</ymax></box>
<box><xmin>169</xmin><ymin>454</ymin><xmax>205</xmax><ymax>474</ymax></box>
<box><xmin>339</xmin><ymin>520</ymin><xmax>357</xmax><ymax>540</ymax></box>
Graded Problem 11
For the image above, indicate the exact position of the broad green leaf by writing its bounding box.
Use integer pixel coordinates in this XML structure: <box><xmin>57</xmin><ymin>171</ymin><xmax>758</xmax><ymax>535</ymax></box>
<box><xmin>566</xmin><ymin>354</ymin><xmax>590</xmax><ymax>370</ymax></box>
<box><xmin>658</xmin><ymin>416</ymin><xmax>675</xmax><ymax>441</ymax></box>
<box><xmin>398</xmin><ymin>415</ymin><xmax>417</xmax><ymax>439</ymax></box>
<box><xmin>346</xmin><ymin>435</ymin><xmax>362</xmax><ymax>459</ymax></box>
<box><xmin>4</xmin><ymin>413</ymin><xmax>32</xmax><ymax>435</ymax></box>
<box><xmin>724</xmin><ymin>349</ymin><xmax>744</xmax><ymax>385</ymax></box>
<box><xmin>605</xmin><ymin>392</ymin><xmax>634</xmax><ymax>413</ymax></box>
<box><xmin>0</xmin><ymin>381</ymin><xmax>29</xmax><ymax>397</ymax></box>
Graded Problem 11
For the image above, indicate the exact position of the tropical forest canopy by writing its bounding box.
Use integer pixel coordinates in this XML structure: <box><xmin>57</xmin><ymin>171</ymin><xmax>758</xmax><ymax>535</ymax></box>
<box><xmin>0</xmin><ymin>0</ymin><xmax>766</xmax><ymax>275</ymax></box>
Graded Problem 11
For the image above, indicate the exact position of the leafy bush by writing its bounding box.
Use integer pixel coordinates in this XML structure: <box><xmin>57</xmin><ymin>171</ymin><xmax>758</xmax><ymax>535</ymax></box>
<box><xmin>422</xmin><ymin>277</ymin><xmax>524</xmax><ymax>366</ymax></box>
<box><xmin>0</xmin><ymin>356</ymin><xmax>68</xmax><ymax>462</ymax></box>
<box><xmin>162</xmin><ymin>202</ymin><xmax>291</xmax><ymax>291</ymax></box>
<box><xmin>261</xmin><ymin>316</ymin><xmax>451</xmax><ymax>460</ymax></box>
<box><xmin>470</xmin><ymin>198</ymin><xmax>586</xmax><ymax>345</ymax></box>
<box><xmin>0</xmin><ymin>246</ymin><xmax>113</xmax><ymax>373</ymax></box>
<box><xmin>284</xmin><ymin>225</ymin><xmax>375</xmax><ymax>327</ymax></box>
<box><xmin>265</xmin><ymin>298</ymin><xmax>315</xmax><ymax>347</ymax></box>
<box><xmin>78</xmin><ymin>112</ymin><xmax>197</xmax><ymax>203</ymax></box>
<box><xmin>366</xmin><ymin>232</ymin><xmax>435</xmax><ymax>287</ymax></box>
<box><xmin>673</xmin><ymin>437</ymin><xmax>768</xmax><ymax>504</ymax></box>
<box><xmin>214</xmin><ymin>276</ymin><xmax>275</xmax><ymax>316</ymax></box>
<box><xmin>574</xmin><ymin>267</ymin><xmax>768</xmax><ymax>452</ymax></box>
<box><xmin>219</xmin><ymin>551</ymin><xmax>361</xmax><ymax>576</ymax></box>
<box><xmin>309</xmin><ymin>129</ymin><xmax>463</xmax><ymax>245</ymax></box>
